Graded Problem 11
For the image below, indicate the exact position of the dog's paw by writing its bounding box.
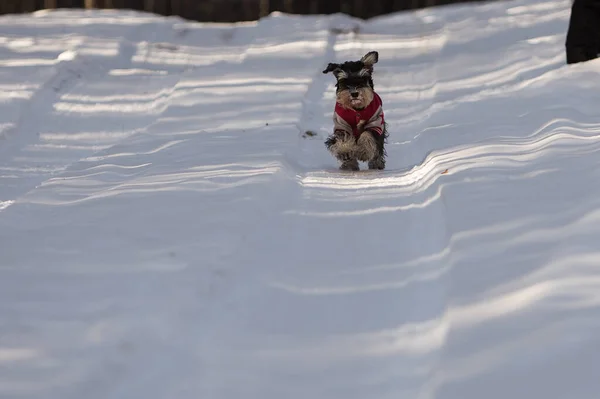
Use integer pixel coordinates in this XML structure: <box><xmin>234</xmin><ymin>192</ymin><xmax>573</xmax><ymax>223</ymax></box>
<box><xmin>340</xmin><ymin>158</ymin><xmax>359</xmax><ymax>171</ymax></box>
<box><xmin>368</xmin><ymin>157</ymin><xmax>385</xmax><ymax>170</ymax></box>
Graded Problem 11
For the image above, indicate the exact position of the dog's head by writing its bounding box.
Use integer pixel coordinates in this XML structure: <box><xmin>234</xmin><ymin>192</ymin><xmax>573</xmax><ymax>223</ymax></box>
<box><xmin>323</xmin><ymin>51</ymin><xmax>378</xmax><ymax>110</ymax></box>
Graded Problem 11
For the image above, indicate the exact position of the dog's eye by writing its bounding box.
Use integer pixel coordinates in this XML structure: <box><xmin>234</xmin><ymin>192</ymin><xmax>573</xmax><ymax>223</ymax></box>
<box><xmin>343</xmin><ymin>82</ymin><xmax>363</xmax><ymax>89</ymax></box>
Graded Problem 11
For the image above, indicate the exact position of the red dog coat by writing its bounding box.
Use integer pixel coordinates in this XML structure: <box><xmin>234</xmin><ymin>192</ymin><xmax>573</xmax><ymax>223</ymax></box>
<box><xmin>333</xmin><ymin>92</ymin><xmax>385</xmax><ymax>137</ymax></box>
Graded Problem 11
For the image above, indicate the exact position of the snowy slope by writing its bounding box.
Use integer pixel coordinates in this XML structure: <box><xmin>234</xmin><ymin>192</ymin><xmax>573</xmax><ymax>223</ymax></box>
<box><xmin>2</xmin><ymin>1</ymin><xmax>600</xmax><ymax>398</ymax></box>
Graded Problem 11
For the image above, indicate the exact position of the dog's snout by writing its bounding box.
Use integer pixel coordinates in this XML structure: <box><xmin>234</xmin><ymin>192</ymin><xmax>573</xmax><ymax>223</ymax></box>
<box><xmin>351</xmin><ymin>92</ymin><xmax>359</xmax><ymax>98</ymax></box>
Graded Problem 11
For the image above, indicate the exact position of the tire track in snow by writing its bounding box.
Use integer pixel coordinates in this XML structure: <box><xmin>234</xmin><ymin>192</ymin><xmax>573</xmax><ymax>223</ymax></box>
<box><xmin>0</xmin><ymin>22</ymin><xmax>161</xmax><ymax>205</ymax></box>
<box><xmin>350</xmin><ymin>15</ymin><xmax>452</xmax><ymax>398</ymax></box>
<box><xmin>289</xmin><ymin>15</ymin><xmax>371</xmax><ymax>173</ymax></box>
<box><xmin>294</xmin><ymin>18</ymin><xmax>360</xmax><ymax>137</ymax></box>
<box><xmin>0</xmin><ymin>16</ymin><xmax>332</xmax><ymax>399</ymax></box>
<box><xmin>0</xmin><ymin>15</ymin><xmax>270</xmax><ymax>399</ymax></box>
<box><xmin>246</xmin><ymin>14</ymin><xmax>457</xmax><ymax>398</ymax></box>
<box><xmin>0</xmin><ymin>14</ymin><xmax>262</xmax><ymax>210</ymax></box>
<box><xmin>0</xmin><ymin>49</ymin><xmax>99</xmax><ymax>211</ymax></box>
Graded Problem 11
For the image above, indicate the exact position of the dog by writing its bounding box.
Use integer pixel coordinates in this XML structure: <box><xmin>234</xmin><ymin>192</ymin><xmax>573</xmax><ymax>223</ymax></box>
<box><xmin>323</xmin><ymin>51</ymin><xmax>388</xmax><ymax>171</ymax></box>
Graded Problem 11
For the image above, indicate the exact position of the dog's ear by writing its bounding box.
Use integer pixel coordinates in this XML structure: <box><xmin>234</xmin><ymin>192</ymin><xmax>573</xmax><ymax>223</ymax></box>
<box><xmin>322</xmin><ymin>63</ymin><xmax>347</xmax><ymax>79</ymax></box>
<box><xmin>361</xmin><ymin>51</ymin><xmax>379</xmax><ymax>66</ymax></box>
<box><xmin>359</xmin><ymin>51</ymin><xmax>378</xmax><ymax>76</ymax></box>
<box><xmin>323</xmin><ymin>63</ymin><xmax>341</xmax><ymax>74</ymax></box>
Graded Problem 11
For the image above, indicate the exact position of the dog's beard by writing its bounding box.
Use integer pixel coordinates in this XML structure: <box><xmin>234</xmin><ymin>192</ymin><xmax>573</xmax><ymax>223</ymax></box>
<box><xmin>337</xmin><ymin>87</ymin><xmax>374</xmax><ymax>110</ymax></box>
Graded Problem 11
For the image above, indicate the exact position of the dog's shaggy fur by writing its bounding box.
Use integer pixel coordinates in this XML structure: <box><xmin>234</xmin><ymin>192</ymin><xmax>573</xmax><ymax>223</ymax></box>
<box><xmin>356</xmin><ymin>131</ymin><xmax>378</xmax><ymax>161</ymax></box>
<box><xmin>323</xmin><ymin>51</ymin><xmax>388</xmax><ymax>171</ymax></box>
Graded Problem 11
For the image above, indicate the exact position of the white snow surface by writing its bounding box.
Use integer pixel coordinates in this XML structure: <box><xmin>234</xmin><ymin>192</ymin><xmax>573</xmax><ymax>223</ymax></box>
<box><xmin>2</xmin><ymin>1</ymin><xmax>600</xmax><ymax>398</ymax></box>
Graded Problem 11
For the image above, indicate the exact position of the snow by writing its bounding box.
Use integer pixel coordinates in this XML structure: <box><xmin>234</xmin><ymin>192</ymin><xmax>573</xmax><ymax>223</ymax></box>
<box><xmin>1</xmin><ymin>0</ymin><xmax>600</xmax><ymax>398</ymax></box>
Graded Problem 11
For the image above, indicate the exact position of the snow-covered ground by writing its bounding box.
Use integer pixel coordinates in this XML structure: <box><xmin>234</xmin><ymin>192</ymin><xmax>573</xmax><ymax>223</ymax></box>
<box><xmin>2</xmin><ymin>0</ymin><xmax>600</xmax><ymax>397</ymax></box>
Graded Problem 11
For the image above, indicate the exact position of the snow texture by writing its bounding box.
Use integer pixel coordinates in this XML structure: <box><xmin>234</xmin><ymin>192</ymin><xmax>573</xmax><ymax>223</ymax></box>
<box><xmin>1</xmin><ymin>1</ymin><xmax>600</xmax><ymax>398</ymax></box>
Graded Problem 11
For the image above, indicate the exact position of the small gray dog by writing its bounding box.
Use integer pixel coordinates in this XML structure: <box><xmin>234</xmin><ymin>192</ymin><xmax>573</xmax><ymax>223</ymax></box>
<box><xmin>323</xmin><ymin>51</ymin><xmax>388</xmax><ymax>171</ymax></box>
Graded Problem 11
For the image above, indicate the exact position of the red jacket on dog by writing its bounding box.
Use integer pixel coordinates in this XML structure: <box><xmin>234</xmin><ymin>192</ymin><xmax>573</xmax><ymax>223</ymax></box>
<box><xmin>333</xmin><ymin>92</ymin><xmax>385</xmax><ymax>138</ymax></box>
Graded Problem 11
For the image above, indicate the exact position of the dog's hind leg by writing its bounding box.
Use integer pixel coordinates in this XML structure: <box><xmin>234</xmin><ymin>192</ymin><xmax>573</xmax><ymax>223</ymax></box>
<box><xmin>325</xmin><ymin>131</ymin><xmax>359</xmax><ymax>171</ymax></box>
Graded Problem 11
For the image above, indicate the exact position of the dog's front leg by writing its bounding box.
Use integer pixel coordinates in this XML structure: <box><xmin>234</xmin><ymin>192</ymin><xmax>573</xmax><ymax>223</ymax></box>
<box><xmin>356</xmin><ymin>129</ymin><xmax>386</xmax><ymax>170</ymax></box>
<box><xmin>325</xmin><ymin>130</ymin><xmax>359</xmax><ymax>171</ymax></box>
<box><xmin>356</xmin><ymin>129</ymin><xmax>377</xmax><ymax>162</ymax></box>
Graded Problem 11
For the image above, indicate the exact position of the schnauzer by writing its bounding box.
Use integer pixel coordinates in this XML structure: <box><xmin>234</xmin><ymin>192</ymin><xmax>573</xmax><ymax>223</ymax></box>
<box><xmin>323</xmin><ymin>51</ymin><xmax>388</xmax><ymax>171</ymax></box>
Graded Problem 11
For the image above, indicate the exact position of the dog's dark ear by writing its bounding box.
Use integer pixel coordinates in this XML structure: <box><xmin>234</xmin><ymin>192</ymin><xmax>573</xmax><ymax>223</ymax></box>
<box><xmin>361</xmin><ymin>51</ymin><xmax>379</xmax><ymax>66</ymax></box>
<box><xmin>323</xmin><ymin>63</ymin><xmax>347</xmax><ymax>80</ymax></box>
<box><xmin>323</xmin><ymin>63</ymin><xmax>341</xmax><ymax>74</ymax></box>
